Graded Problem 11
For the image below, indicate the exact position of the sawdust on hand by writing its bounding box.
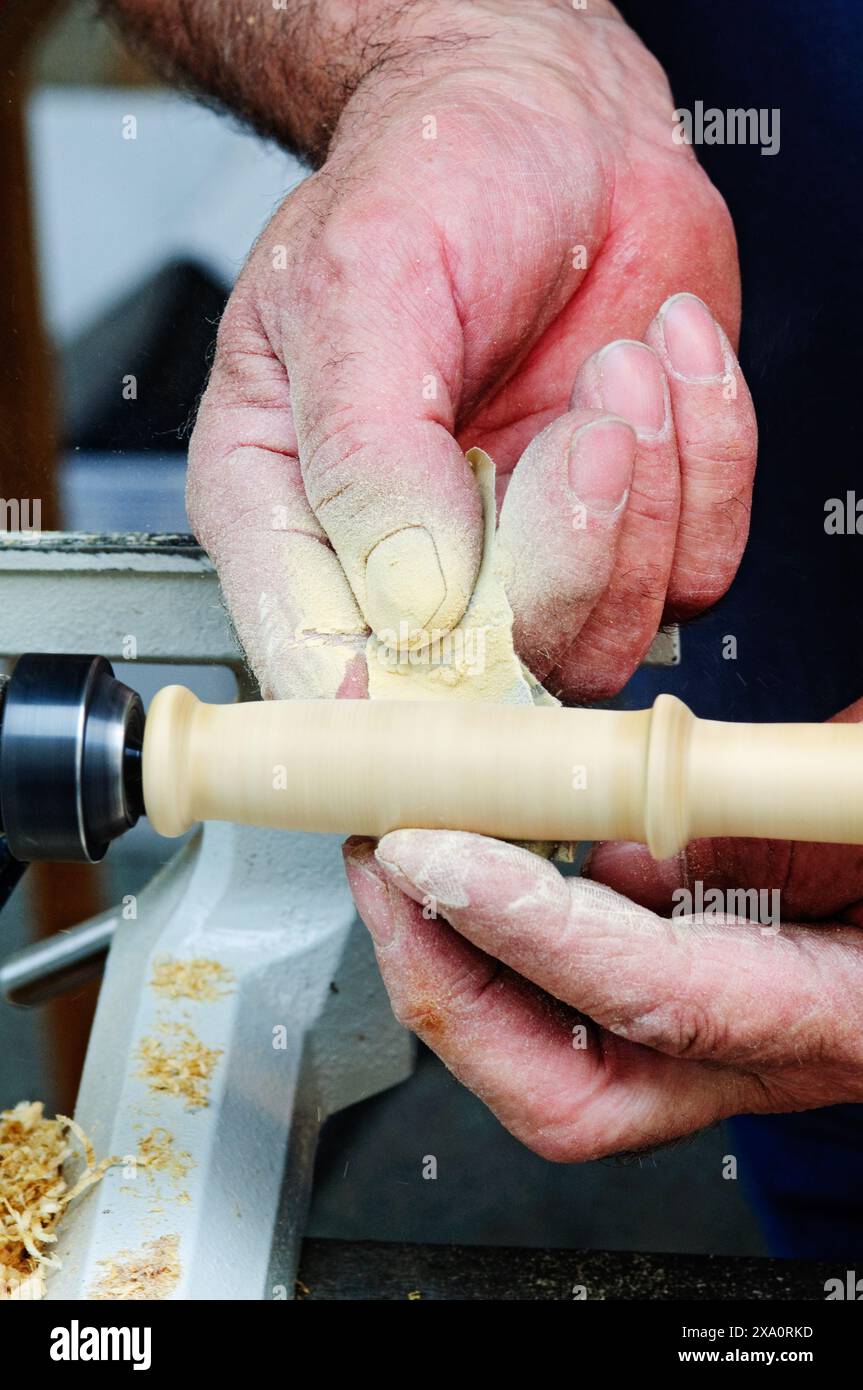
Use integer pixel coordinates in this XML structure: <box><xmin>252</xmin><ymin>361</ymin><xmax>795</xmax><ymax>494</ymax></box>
<box><xmin>366</xmin><ymin>450</ymin><xmax>558</xmax><ymax>706</ymax></box>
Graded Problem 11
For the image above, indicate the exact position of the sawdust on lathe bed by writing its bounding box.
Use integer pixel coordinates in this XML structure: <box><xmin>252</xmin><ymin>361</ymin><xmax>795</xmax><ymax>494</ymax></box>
<box><xmin>137</xmin><ymin>1023</ymin><xmax>222</xmax><ymax>1110</ymax></box>
<box><xmin>0</xmin><ymin>1102</ymin><xmax>117</xmax><ymax>1300</ymax></box>
<box><xmin>149</xmin><ymin>956</ymin><xmax>235</xmax><ymax>1002</ymax></box>
<box><xmin>89</xmin><ymin>1233</ymin><xmax>180</xmax><ymax>1300</ymax></box>
<box><xmin>136</xmin><ymin>1127</ymin><xmax>193</xmax><ymax>1181</ymax></box>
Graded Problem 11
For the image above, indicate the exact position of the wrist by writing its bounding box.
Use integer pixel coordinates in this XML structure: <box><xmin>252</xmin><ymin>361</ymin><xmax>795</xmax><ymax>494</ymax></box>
<box><xmin>103</xmin><ymin>0</ymin><xmax>626</xmax><ymax>164</ymax></box>
<box><xmin>326</xmin><ymin>0</ymin><xmax>627</xmax><ymax>160</ymax></box>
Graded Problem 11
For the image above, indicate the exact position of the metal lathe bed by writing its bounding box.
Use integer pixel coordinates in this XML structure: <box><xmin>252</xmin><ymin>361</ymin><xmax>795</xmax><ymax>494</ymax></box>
<box><xmin>0</xmin><ymin>532</ymin><xmax>414</xmax><ymax>1299</ymax></box>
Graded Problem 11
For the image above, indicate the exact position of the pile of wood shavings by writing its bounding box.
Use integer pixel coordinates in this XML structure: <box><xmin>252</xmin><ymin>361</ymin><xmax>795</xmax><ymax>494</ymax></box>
<box><xmin>137</xmin><ymin>1023</ymin><xmax>222</xmax><ymax>1110</ymax></box>
<box><xmin>149</xmin><ymin>956</ymin><xmax>235</xmax><ymax>1002</ymax></box>
<box><xmin>89</xmin><ymin>1233</ymin><xmax>180</xmax><ymax>1300</ymax></box>
<box><xmin>0</xmin><ymin>1102</ymin><xmax>116</xmax><ymax>1300</ymax></box>
<box><xmin>136</xmin><ymin>1127</ymin><xmax>193</xmax><ymax>1181</ymax></box>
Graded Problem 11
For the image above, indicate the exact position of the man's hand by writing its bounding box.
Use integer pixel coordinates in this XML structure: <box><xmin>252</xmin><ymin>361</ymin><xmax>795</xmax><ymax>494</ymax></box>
<box><xmin>344</xmin><ymin>753</ymin><xmax>863</xmax><ymax>1159</ymax></box>
<box><xmin>111</xmin><ymin>0</ymin><xmax>759</xmax><ymax>699</ymax></box>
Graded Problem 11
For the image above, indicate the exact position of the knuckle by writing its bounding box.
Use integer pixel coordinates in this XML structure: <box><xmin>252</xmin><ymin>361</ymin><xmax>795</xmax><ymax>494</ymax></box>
<box><xmin>624</xmin><ymin>999</ymin><xmax>727</xmax><ymax>1060</ymax></box>
<box><xmin>708</xmin><ymin>423</ymin><xmax>756</xmax><ymax>469</ymax></box>
<box><xmin>671</xmin><ymin>168</ymin><xmax>736</xmax><ymax>253</ymax></box>
<box><xmin>518</xmin><ymin>1108</ymin><xmax>598</xmax><ymax>1164</ymax></box>
<box><xmin>681</xmin><ymin>418</ymin><xmax>756</xmax><ymax>472</ymax></box>
<box><xmin>533</xmin><ymin>1125</ymin><xmax>594</xmax><ymax>1163</ymax></box>
<box><xmin>674</xmin><ymin>493</ymin><xmax>753</xmax><ymax>584</ymax></box>
<box><xmin>301</xmin><ymin>411</ymin><xmax>369</xmax><ymax>514</ymax></box>
<box><xmin>303</xmin><ymin>401</ymin><xmax>361</xmax><ymax>467</ymax></box>
<box><xmin>317</xmin><ymin>193</ymin><xmax>403</xmax><ymax>274</ymax></box>
<box><xmin>395</xmin><ymin>962</ymin><xmax>504</xmax><ymax>1039</ymax></box>
<box><xmin>393</xmin><ymin>996</ymin><xmax>446</xmax><ymax>1039</ymax></box>
<box><xmin>627</xmin><ymin>484</ymin><xmax>680</xmax><ymax>530</ymax></box>
<box><xmin>211</xmin><ymin>289</ymin><xmax>264</xmax><ymax>369</ymax></box>
<box><xmin>614</xmin><ymin>561</ymin><xmax>672</xmax><ymax>612</ymax></box>
<box><xmin>526</xmin><ymin>1129</ymin><xmax>582</xmax><ymax>1164</ymax></box>
<box><xmin>694</xmin><ymin>177</ymin><xmax>735</xmax><ymax>239</ymax></box>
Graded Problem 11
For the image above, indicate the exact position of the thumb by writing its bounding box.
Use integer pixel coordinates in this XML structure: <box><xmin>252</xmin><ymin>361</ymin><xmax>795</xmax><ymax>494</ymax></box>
<box><xmin>284</xmin><ymin>218</ymin><xmax>482</xmax><ymax>645</ymax></box>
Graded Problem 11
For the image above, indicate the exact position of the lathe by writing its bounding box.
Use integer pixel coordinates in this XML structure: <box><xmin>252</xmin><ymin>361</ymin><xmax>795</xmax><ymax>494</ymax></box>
<box><xmin>2</xmin><ymin>650</ymin><xmax>861</xmax><ymax>880</ymax></box>
<box><xmin>0</xmin><ymin>534</ymin><xmax>852</xmax><ymax>1302</ymax></box>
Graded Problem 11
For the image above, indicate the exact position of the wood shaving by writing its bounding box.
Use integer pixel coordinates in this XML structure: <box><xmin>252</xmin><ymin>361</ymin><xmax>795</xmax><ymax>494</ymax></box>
<box><xmin>137</xmin><ymin>1024</ymin><xmax>222</xmax><ymax>1110</ymax></box>
<box><xmin>136</xmin><ymin>1127</ymin><xmax>193</xmax><ymax>1181</ymax></box>
<box><xmin>149</xmin><ymin>956</ymin><xmax>235</xmax><ymax>1002</ymax></box>
<box><xmin>0</xmin><ymin>1101</ymin><xmax>117</xmax><ymax>1300</ymax></box>
<box><xmin>89</xmin><ymin>1233</ymin><xmax>180</xmax><ymax>1301</ymax></box>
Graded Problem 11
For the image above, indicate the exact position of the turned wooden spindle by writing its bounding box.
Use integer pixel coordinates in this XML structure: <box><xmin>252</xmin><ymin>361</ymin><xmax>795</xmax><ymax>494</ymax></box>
<box><xmin>141</xmin><ymin>689</ymin><xmax>863</xmax><ymax>859</ymax></box>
